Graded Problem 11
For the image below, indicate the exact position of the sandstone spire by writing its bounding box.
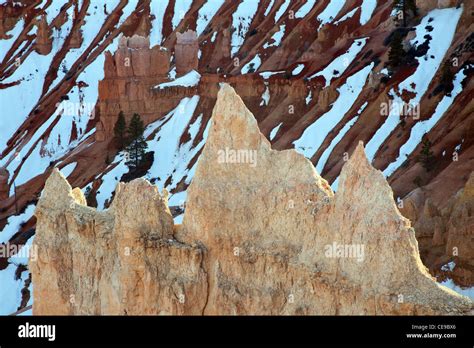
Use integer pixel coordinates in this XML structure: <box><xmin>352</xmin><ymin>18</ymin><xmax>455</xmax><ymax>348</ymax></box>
<box><xmin>30</xmin><ymin>85</ymin><xmax>473</xmax><ymax>315</ymax></box>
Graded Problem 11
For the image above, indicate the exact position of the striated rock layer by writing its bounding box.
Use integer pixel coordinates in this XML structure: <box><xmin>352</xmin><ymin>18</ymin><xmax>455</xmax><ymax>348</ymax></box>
<box><xmin>30</xmin><ymin>85</ymin><xmax>473</xmax><ymax>315</ymax></box>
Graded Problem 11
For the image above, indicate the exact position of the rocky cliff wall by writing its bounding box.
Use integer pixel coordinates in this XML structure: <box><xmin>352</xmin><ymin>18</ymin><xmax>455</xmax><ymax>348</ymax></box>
<box><xmin>30</xmin><ymin>85</ymin><xmax>473</xmax><ymax>315</ymax></box>
<box><xmin>96</xmin><ymin>35</ymin><xmax>174</xmax><ymax>140</ymax></box>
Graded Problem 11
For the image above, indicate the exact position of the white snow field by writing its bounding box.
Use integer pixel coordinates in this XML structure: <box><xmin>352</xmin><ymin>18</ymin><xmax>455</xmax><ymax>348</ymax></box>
<box><xmin>231</xmin><ymin>0</ymin><xmax>260</xmax><ymax>56</ymax></box>
<box><xmin>365</xmin><ymin>6</ymin><xmax>463</xmax><ymax>165</ymax></box>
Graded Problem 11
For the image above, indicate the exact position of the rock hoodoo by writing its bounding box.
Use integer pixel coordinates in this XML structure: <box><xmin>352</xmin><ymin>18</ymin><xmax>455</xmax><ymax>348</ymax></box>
<box><xmin>96</xmin><ymin>35</ymin><xmax>171</xmax><ymax>140</ymax></box>
<box><xmin>175</xmin><ymin>30</ymin><xmax>199</xmax><ymax>76</ymax></box>
<box><xmin>402</xmin><ymin>172</ymin><xmax>474</xmax><ymax>287</ymax></box>
<box><xmin>30</xmin><ymin>85</ymin><xmax>473</xmax><ymax>315</ymax></box>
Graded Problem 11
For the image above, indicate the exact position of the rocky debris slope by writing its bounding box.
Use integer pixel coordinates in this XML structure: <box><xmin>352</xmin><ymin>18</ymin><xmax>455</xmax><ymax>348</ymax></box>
<box><xmin>402</xmin><ymin>172</ymin><xmax>474</xmax><ymax>287</ymax></box>
<box><xmin>30</xmin><ymin>85</ymin><xmax>473</xmax><ymax>315</ymax></box>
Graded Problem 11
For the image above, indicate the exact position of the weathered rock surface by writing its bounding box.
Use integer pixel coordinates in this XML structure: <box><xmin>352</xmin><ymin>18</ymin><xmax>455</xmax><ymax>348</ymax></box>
<box><xmin>402</xmin><ymin>172</ymin><xmax>474</xmax><ymax>287</ymax></box>
<box><xmin>31</xmin><ymin>85</ymin><xmax>472</xmax><ymax>315</ymax></box>
<box><xmin>31</xmin><ymin>171</ymin><xmax>207</xmax><ymax>315</ymax></box>
<box><xmin>34</xmin><ymin>15</ymin><xmax>52</xmax><ymax>55</ymax></box>
<box><xmin>175</xmin><ymin>30</ymin><xmax>199</xmax><ymax>76</ymax></box>
<box><xmin>0</xmin><ymin>167</ymin><xmax>9</xmax><ymax>200</ymax></box>
<box><xmin>96</xmin><ymin>35</ymin><xmax>172</xmax><ymax>140</ymax></box>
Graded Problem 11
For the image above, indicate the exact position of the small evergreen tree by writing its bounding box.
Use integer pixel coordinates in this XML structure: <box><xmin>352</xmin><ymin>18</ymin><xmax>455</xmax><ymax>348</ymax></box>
<box><xmin>388</xmin><ymin>31</ymin><xmax>405</xmax><ymax>69</ymax></box>
<box><xmin>400</xmin><ymin>116</ymin><xmax>406</xmax><ymax>128</ymax></box>
<box><xmin>125</xmin><ymin>113</ymin><xmax>148</xmax><ymax>172</ymax></box>
<box><xmin>418</xmin><ymin>135</ymin><xmax>435</xmax><ymax>171</ymax></box>
<box><xmin>393</xmin><ymin>0</ymin><xmax>418</xmax><ymax>27</ymax></box>
<box><xmin>114</xmin><ymin>111</ymin><xmax>127</xmax><ymax>149</ymax></box>
<box><xmin>440</xmin><ymin>61</ymin><xmax>454</xmax><ymax>95</ymax></box>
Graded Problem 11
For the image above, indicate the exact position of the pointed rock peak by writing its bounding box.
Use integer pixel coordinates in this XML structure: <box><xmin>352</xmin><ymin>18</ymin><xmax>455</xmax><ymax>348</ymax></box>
<box><xmin>337</xmin><ymin>141</ymin><xmax>377</xmax><ymax>192</ymax></box>
<box><xmin>341</xmin><ymin>140</ymin><xmax>378</xmax><ymax>179</ymax></box>
<box><xmin>207</xmin><ymin>83</ymin><xmax>270</xmax><ymax>151</ymax></box>
<box><xmin>39</xmin><ymin>169</ymin><xmax>75</xmax><ymax>210</ymax></box>
<box><xmin>45</xmin><ymin>168</ymin><xmax>72</xmax><ymax>195</ymax></box>
<box><xmin>348</xmin><ymin>141</ymin><xmax>371</xmax><ymax>170</ymax></box>
<box><xmin>337</xmin><ymin>141</ymin><xmax>402</xmax><ymax>218</ymax></box>
<box><xmin>112</xmin><ymin>178</ymin><xmax>171</xmax><ymax>212</ymax></box>
<box><xmin>215</xmin><ymin>83</ymin><xmax>253</xmax><ymax>122</ymax></box>
<box><xmin>111</xmin><ymin>178</ymin><xmax>173</xmax><ymax>237</ymax></box>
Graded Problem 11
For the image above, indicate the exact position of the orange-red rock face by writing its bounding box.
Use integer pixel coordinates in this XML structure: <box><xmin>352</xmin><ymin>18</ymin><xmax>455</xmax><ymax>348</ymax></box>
<box><xmin>0</xmin><ymin>167</ymin><xmax>9</xmax><ymax>200</ymax></box>
<box><xmin>175</xmin><ymin>30</ymin><xmax>199</xmax><ymax>76</ymax></box>
<box><xmin>34</xmin><ymin>15</ymin><xmax>52</xmax><ymax>55</ymax></box>
<box><xmin>97</xmin><ymin>35</ymin><xmax>173</xmax><ymax>139</ymax></box>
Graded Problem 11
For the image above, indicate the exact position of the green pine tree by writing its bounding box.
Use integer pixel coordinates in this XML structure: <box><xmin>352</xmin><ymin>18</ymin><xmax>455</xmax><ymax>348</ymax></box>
<box><xmin>114</xmin><ymin>111</ymin><xmax>127</xmax><ymax>149</ymax></box>
<box><xmin>440</xmin><ymin>61</ymin><xmax>454</xmax><ymax>95</ymax></box>
<box><xmin>418</xmin><ymin>135</ymin><xmax>435</xmax><ymax>172</ymax></box>
<box><xmin>125</xmin><ymin>113</ymin><xmax>148</xmax><ymax>172</ymax></box>
<box><xmin>388</xmin><ymin>31</ymin><xmax>405</xmax><ymax>69</ymax></box>
<box><xmin>406</xmin><ymin>0</ymin><xmax>418</xmax><ymax>17</ymax></box>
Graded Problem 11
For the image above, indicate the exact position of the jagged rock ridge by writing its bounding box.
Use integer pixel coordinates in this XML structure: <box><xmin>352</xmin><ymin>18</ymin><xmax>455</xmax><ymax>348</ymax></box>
<box><xmin>30</xmin><ymin>85</ymin><xmax>473</xmax><ymax>315</ymax></box>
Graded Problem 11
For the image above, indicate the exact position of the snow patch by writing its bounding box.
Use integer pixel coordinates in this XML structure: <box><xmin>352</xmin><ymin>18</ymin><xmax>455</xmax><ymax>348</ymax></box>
<box><xmin>150</xmin><ymin>0</ymin><xmax>169</xmax><ymax>45</ymax></box>
<box><xmin>196</xmin><ymin>0</ymin><xmax>226</xmax><ymax>36</ymax></box>
<box><xmin>360</xmin><ymin>0</ymin><xmax>377</xmax><ymax>25</ymax></box>
<box><xmin>275</xmin><ymin>0</ymin><xmax>291</xmax><ymax>22</ymax></box>
<box><xmin>383</xmin><ymin>67</ymin><xmax>468</xmax><ymax>176</ymax></box>
<box><xmin>59</xmin><ymin>162</ymin><xmax>77</xmax><ymax>178</ymax></box>
<box><xmin>242</xmin><ymin>55</ymin><xmax>261</xmax><ymax>74</ymax></box>
<box><xmin>365</xmin><ymin>7</ymin><xmax>463</xmax><ymax>163</ymax></box>
<box><xmin>264</xmin><ymin>0</ymin><xmax>276</xmax><ymax>17</ymax></box>
<box><xmin>295</xmin><ymin>0</ymin><xmax>317</xmax><ymax>19</ymax></box>
<box><xmin>263</xmin><ymin>25</ymin><xmax>286</xmax><ymax>49</ymax></box>
<box><xmin>0</xmin><ymin>205</ymin><xmax>35</xmax><ymax>244</ymax></box>
<box><xmin>270</xmin><ymin>122</ymin><xmax>283</xmax><ymax>141</ymax></box>
<box><xmin>292</xmin><ymin>64</ymin><xmax>305</xmax><ymax>75</ymax></box>
<box><xmin>231</xmin><ymin>0</ymin><xmax>260</xmax><ymax>56</ymax></box>
<box><xmin>439</xmin><ymin>279</ymin><xmax>474</xmax><ymax>299</ymax></box>
<box><xmin>154</xmin><ymin>70</ymin><xmax>201</xmax><ymax>89</ymax></box>
<box><xmin>172</xmin><ymin>0</ymin><xmax>193</xmax><ymax>31</ymax></box>
<box><xmin>308</xmin><ymin>38</ymin><xmax>368</xmax><ymax>87</ymax></box>
<box><xmin>316</xmin><ymin>102</ymin><xmax>368</xmax><ymax>173</ymax></box>
<box><xmin>260</xmin><ymin>83</ymin><xmax>270</xmax><ymax>106</ymax></box>
<box><xmin>317</xmin><ymin>0</ymin><xmax>346</xmax><ymax>26</ymax></box>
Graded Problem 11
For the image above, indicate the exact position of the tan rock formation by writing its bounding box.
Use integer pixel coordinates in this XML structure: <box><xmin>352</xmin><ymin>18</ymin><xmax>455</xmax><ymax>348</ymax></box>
<box><xmin>401</xmin><ymin>172</ymin><xmax>474</xmax><ymax>286</ymax></box>
<box><xmin>31</xmin><ymin>85</ymin><xmax>473</xmax><ymax>315</ymax></box>
<box><xmin>444</xmin><ymin>173</ymin><xmax>474</xmax><ymax>286</ymax></box>
<box><xmin>175</xmin><ymin>30</ymin><xmax>199</xmax><ymax>76</ymax></box>
<box><xmin>30</xmin><ymin>171</ymin><xmax>207</xmax><ymax>315</ymax></box>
